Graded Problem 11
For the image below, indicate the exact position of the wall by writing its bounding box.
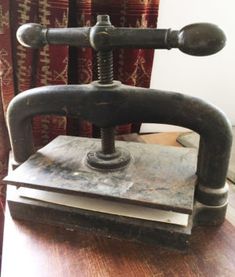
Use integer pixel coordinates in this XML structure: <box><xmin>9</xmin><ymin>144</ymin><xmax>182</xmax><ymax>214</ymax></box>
<box><xmin>141</xmin><ymin>0</ymin><xmax>235</xmax><ymax>133</ymax></box>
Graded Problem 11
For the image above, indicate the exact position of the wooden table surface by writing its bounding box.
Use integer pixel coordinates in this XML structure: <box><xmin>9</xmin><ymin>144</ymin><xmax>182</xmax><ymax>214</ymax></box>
<box><xmin>1</xmin><ymin>133</ymin><xmax>235</xmax><ymax>277</ymax></box>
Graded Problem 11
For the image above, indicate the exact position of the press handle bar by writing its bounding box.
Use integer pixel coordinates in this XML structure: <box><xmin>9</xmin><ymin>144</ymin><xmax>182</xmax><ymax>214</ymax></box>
<box><xmin>17</xmin><ymin>22</ymin><xmax>226</xmax><ymax>56</ymax></box>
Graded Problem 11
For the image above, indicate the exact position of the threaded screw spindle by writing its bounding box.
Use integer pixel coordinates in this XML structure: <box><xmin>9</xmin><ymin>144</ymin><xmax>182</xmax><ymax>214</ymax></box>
<box><xmin>100</xmin><ymin>127</ymin><xmax>115</xmax><ymax>154</ymax></box>
<box><xmin>87</xmin><ymin>15</ymin><xmax>131</xmax><ymax>169</ymax></box>
<box><xmin>97</xmin><ymin>51</ymin><xmax>113</xmax><ymax>84</ymax></box>
<box><xmin>96</xmin><ymin>15</ymin><xmax>116</xmax><ymax>155</ymax></box>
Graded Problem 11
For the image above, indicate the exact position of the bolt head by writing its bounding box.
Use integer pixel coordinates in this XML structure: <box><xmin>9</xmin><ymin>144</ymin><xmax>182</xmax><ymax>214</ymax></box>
<box><xmin>96</xmin><ymin>15</ymin><xmax>111</xmax><ymax>26</ymax></box>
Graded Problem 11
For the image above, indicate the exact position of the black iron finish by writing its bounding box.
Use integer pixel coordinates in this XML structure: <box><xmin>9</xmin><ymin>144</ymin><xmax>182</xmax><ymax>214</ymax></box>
<box><xmin>92</xmin><ymin>16</ymin><xmax>115</xmax><ymax>158</ymax></box>
<box><xmin>86</xmin><ymin>15</ymin><xmax>131</xmax><ymax>170</ymax></box>
<box><xmin>7</xmin><ymin>15</ymin><xmax>232</xmax><ymax>228</ymax></box>
<box><xmin>17</xmin><ymin>21</ymin><xmax>226</xmax><ymax>56</ymax></box>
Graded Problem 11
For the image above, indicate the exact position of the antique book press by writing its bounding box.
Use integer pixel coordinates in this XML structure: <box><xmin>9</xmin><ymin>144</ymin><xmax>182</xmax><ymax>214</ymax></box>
<box><xmin>4</xmin><ymin>15</ymin><xmax>232</xmax><ymax>249</ymax></box>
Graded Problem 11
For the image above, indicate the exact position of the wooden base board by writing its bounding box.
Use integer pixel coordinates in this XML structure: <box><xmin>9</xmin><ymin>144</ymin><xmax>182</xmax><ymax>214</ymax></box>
<box><xmin>7</xmin><ymin>185</ymin><xmax>192</xmax><ymax>250</ymax></box>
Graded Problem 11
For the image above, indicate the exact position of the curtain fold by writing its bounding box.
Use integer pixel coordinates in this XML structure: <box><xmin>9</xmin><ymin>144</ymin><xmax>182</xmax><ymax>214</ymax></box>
<box><xmin>0</xmin><ymin>0</ymin><xmax>160</xmax><ymax>256</ymax></box>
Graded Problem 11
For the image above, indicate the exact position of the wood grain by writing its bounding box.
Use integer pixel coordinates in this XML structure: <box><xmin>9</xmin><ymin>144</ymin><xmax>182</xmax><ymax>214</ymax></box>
<box><xmin>1</xmin><ymin>205</ymin><xmax>235</xmax><ymax>277</ymax></box>
<box><xmin>141</xmin><ymin>132</ymin><xmax>183</xmax><ymax>147</ymax></box>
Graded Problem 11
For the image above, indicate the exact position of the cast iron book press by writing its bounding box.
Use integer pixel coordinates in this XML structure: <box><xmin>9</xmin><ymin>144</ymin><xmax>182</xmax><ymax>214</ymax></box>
<box><xmin>4</xmin><ymin>15</ymin><xmax>232</xmax><ymax>249</ymax></box>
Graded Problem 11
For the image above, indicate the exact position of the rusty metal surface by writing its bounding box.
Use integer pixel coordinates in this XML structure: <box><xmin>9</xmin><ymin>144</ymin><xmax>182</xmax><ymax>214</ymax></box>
<box><xmin>4</xmin><ymin>136</ymin><xmax>197</xmax><ymax>214</ymax></box>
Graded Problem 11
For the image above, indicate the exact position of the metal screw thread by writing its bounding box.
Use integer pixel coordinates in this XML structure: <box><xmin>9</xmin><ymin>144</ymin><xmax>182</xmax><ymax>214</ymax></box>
<box><xmin>97</xmin><ymin>51</ymin><xmax>113</xmax><ymax>84</ymax></box>
<box><xmin>95</xmin><ymin>15</ymin><xmax>115</xmax><ymax>155</ymax></box>
<box><xmin>101</xmin><ymin>127</ymin><xmax>115</xmax><ymax>154</ymax></box>
<box><xmin>97</xmin><ymin>50</ymin><xmax>115</xmax><ymax>154</ymax></box>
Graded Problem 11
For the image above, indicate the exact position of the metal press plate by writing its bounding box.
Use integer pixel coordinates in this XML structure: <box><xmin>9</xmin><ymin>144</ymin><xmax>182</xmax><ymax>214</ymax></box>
<box><xmin>4</xmin><ymin>136</ymin><xmax>197</xmax><ymax>214</ymax></box>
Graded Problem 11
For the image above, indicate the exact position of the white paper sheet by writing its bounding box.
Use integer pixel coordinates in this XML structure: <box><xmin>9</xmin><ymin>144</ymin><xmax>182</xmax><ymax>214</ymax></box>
<box><xmin>18</xmin><ymin>187</ymin><xmax>189</xmax><ymax>226</ymax></box>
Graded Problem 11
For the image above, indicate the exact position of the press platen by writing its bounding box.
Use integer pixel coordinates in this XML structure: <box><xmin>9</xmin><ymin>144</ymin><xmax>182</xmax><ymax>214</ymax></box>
<box><xmin>4</xmin><ymin>15</ymin><xmax>232</xmax><ymax>249</ymax></box>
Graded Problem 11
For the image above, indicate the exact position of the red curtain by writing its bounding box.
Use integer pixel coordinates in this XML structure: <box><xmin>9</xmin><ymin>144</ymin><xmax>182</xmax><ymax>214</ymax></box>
<box><xmin>0</xmin><ymin>0</ymin><xmax>159</xmax><ymax>255</ymax></box>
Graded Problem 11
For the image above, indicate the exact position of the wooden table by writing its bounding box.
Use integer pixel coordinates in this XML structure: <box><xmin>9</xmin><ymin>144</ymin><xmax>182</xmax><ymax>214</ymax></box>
<box><xmin>1</xmin><ymin>133</ymin><xmax>235</xmax><ymax>277</ymax></box>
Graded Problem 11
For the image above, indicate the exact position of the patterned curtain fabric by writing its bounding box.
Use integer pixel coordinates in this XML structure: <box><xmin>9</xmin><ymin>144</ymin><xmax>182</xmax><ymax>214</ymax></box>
<box><xmin>0</xmin><ymin>0</ymin><xmax>159</xmax><ymax>255</ymax></box>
